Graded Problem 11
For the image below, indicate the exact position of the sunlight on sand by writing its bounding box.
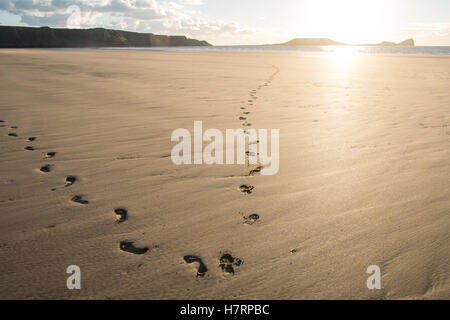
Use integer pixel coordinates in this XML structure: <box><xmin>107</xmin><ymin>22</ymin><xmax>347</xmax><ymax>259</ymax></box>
<box><xmin>325</xmin><ymin>46</ymin><xmax>362</xmax><ymax>70</ymax></box>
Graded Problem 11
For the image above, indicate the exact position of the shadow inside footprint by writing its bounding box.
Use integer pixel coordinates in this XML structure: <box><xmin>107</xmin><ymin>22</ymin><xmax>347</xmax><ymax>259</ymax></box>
<box><xmin>40</xmin><ymin>165</ymin><xmax>51</xmax><ymax>173</ymax></box>
<box><xmin>184</xmin><ymin>255</ymin><xmax>208</xmax><ymax>277</ymax></box>
<box><xmin>65</xmin><ymin>176</ymin><xmax>77</xmax><ymax>187</ymax></box>
<box><xmin>239</xmin><ymin>117</ymin><xmax>247</xmax><ymax>121</ymax></box>
<box><xmin>8</xmin><ymin>133</ymin><xmax>18</xmax><ymax>137</ymax></box>
<box><xmin>45</xmin><ymin>152</ymin><xmax>57</xmax><ymax>159</ymax></box>
<box><xmin>219</xmin><ymin>253</ymin><xmax>243</xmax><ymax>275</ymax></box>
<box><xmin>244</xmin><ymin>213</ymin><xmax>260</xmax><ymax>225</ymax></box>
<box><xmin>11</xmin><ymin>126</ymin><xmax>18</xmax><ymax>129</ymax></box>
<box><xmin>239</xmin><ymin>185</ymin><xmax>254</xmax><ymax>194</ymax></box>
<box><xmin>24</xmin><ymin>146</ymin><xmax>35</xmax><ymax>151</ymax></box>
<box><xmin>115</xmin><ymin>208</ymin><xmax>128</xmax><ymax>223</ymax></box>
<box><xmin>71</xmin><ymin>195</ymin><xmax>88</xmax><ymax>205</ymax></box>
<box><xmin>120</xmin><ymin>241</ymin><xmax>148</xmax><ymax>255</ymax></box>
<box><xmin>249</xmin><ymin>166</ymin><xmax>263</xmax><ymax>176</ymax></box>
<box><xmin>28</xmin><ymin>137</ymin><xmax>37</xmax><ymax>142</ymax></box>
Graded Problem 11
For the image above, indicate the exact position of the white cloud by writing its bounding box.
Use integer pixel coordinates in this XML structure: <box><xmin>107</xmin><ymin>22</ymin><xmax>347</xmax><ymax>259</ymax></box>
<box><xmin>403</xmin><ymin>22</ymin><xmax>450</xmax><ymax>45</ymax></box>
<box><xmin>405</xmin><ymin>22</ymin><xmax>450</xmax><ymax>36</ymax></box>
<box><xmin>179</xmin><ymin>0</ymin><xmax>203</xmax><ymax>5</ymax></box>
<box><xmin>0</xmin><ymin>0</ymin><xmax>257</xmax><ymax>44</ymax></box>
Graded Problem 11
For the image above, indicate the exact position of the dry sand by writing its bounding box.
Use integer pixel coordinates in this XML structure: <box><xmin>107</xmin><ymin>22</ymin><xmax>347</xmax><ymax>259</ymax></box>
<box><xmin>0</xmin><ymin>49</ymin><xmax>449</xmax><ymax>299</ymax></box>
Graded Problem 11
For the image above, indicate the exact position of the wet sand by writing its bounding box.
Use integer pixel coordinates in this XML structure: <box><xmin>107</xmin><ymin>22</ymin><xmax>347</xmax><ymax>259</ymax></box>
<box><xmin>0</xmin><ymin>49</ymin><xmax>449</xmax><ymax>299</ymax></box>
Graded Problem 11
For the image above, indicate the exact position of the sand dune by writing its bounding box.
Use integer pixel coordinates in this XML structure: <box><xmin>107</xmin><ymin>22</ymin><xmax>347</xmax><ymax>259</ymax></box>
<box><xmin>0</xmin><ymin>49</ymin><xmax>449</xmax><ymax>299</ymax></box>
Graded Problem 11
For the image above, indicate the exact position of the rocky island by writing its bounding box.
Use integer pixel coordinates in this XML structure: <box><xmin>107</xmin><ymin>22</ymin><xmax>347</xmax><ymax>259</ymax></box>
<box><xmin>273</xmin><ymin>38</ymin><xmax>415</xmax><ymax>46</ymax></box>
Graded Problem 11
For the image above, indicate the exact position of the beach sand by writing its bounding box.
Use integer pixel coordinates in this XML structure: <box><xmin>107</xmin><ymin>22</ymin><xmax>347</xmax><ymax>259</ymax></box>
<box><xmin>0</xmin><ymin>49</ymin><xmax>449</xmax><ymax>299</ymax></box>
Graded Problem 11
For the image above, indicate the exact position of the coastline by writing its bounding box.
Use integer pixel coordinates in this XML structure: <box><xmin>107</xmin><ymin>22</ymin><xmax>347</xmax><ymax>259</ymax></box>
<box><xmin>14</xmin><ymin>45</ymin><xmax>450</xmax><ymax>56</ymax></box>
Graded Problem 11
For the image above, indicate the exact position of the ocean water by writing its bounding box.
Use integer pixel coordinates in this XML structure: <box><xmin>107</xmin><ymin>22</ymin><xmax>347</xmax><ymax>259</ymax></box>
<box><xmin>102</xmin><ymin>45</ymin><xmax>450</xmax><ymax>55</ymax></box>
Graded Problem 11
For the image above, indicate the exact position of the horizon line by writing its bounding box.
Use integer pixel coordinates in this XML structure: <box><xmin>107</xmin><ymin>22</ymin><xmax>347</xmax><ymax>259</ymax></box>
<box><xmin>1</xmin><ymin>24</ymin><xmax>450</xmax><ymax>47</ymax></box>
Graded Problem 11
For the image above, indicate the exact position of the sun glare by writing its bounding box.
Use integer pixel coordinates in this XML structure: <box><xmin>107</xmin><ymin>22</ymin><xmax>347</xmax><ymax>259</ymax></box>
<box><xmin>304</xmin><ymin>0</ymin><xmax>391</xmax><ymax>44</ymax></box>
<box><xmin>324</xmin><ymin>46</ymin><xmax>361</xmax><ymax>72</ymax></box>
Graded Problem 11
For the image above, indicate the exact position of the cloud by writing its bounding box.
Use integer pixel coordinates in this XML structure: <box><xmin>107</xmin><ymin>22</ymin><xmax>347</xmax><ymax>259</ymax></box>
<box><xmin>406</xmin><ymin>22</ymin><xmax>450</xmax><ymax>36</ymax></box>
<box><xmin>179</xmin><ymin>0</ymin><xmax>203</xmax><ymax>5</ymax></box>
<box><xmin>0</xmin><ymin>0</ymin><xmax>256</xmax><ymax>44</ymax></box>
<box><xmin>403</xmin><ymin>22</ymin><xmax>450</xmax><ymax>45</ymax></box>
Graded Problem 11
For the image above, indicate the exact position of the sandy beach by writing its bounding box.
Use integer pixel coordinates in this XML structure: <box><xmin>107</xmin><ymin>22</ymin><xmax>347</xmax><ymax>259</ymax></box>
<box><xmin>0</xmin><ymin>49</ymin><xmax>449</xmax><ymax>299</ymax></box>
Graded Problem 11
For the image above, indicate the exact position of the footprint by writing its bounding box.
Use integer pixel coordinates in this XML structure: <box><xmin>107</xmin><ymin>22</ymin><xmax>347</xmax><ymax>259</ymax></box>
<box><xmin>120</xmin><ymin>241</ymin><xmax>148</xmax><ymax>255</ymax></box>
<box><xmin>184</xmin><ymin>255</ymin><xmax>208</xmax><ymax>278</ymax></box>
<box><xmin>239</xmin><ymin>117</ymin><xmax>247</xmax><ymax>121</ymax></box>
<box><xmin>246</xmin><ymin>151</ymin><xmax>257</xmax><ymax>157</ymax></box>
<box><xmin>242</xmin><ymin>123</ymin><xmax>252</xmax><ymax>127</ymax></box>
<box><xmin>65</xmin><ymin>176</ymin><xmax>77</xmax><ymax>187</ymax></box>
<box><xmin>8</xmin><ymin>133</ymin><xmax>18</xmax><ymax>137</ymax></box>
<box><xmin>115</xmin><ymin>208</ymin><xmax>128</xmax><ymax>223</ymax></box>
<box><xmin>10</xmin><ymin>126</ymin><xmax>18</xmax><ymax>129</ymax></box>
<box><xmin>242</xmin><ymin>112</ymin><xmax>250</xmax><ymax>115</ymax></box>
<box><xmin>24</xmin><ymin>146</ymin><xmax>35</xmax><ymax>151</ymax></box>
<box><xmin>240</xmin><ymin>107</ymin><xmax>246</xmax><ymax>110</ymax></box>
<box><xmin>249</xmin><ymin>166</ymin><xmax>263</xmax><ymax>176</ymax></box>
<box><xmin>249</xmin><ymin>140</ymin><xmax>259</xmax><ymax>145</ymax></box>
<box><xmin>40</xmin><ymin>165</ymin><xmax>51</xmax><ymax>173</ymax></box>
<box><xmin>244</xmin><ymin>213</ymin><xmax>260</xmax><ymax>225</ymax></box>
<box><xmin>239</xmin><ymin>185</ymin><xmax>254</xmax><ymax>194</ymax></box>
<box><xmin>28</xmin><ymin>137</ymin><xmax>37</xmax><ymax>142</ymax></box>
<box><xmin>71</xmin><ymin>195</ymin><xmax>89</xmax><ymax>205</ymax></box>
<box><xmin>219</xmin><ymin>253</ymin><xmax>243</xmax><ymax>275</ymax></box>
<box><xmin>44</xmin><ymin>152</ymin><xmax>57</xmax><ymax>159</ymax></box>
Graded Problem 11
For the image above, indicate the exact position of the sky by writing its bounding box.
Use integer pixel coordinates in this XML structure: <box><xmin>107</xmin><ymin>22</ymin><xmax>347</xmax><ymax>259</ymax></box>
<box><xmin>0</xmin><ymin>0</ymin><xmax>449</xmax><ymax>46</ymax></box>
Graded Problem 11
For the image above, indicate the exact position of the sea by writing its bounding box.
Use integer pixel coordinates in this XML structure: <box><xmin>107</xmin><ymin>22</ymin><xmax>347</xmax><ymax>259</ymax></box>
<box><xmin>98</xmin><ymin>45</ymin><xmax>450</xmax><ymax>56</ymax></box>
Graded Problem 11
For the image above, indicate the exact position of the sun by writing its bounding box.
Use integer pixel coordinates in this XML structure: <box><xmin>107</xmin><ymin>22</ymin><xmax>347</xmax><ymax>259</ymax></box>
<box><xmin>304</xmin><ymin>0</ymin><xmax>392</xmax><ymax>44</ymax></box>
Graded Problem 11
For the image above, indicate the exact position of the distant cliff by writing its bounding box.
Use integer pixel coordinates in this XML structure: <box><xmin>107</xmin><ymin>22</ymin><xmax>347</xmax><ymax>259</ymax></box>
<box><xmin>0</xmin><ymin>26</ymin><xmax>211</xmax><ymax>48</ymax></box>
<box><xmin>274</xmin><ymin>38</ymin><xmax>415</xmax><ymax>47</ymax></box>
<box><xmin>365</xmin><ymin>39</ymin><xmax>415</xmax><ymax>46</ymax></box>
